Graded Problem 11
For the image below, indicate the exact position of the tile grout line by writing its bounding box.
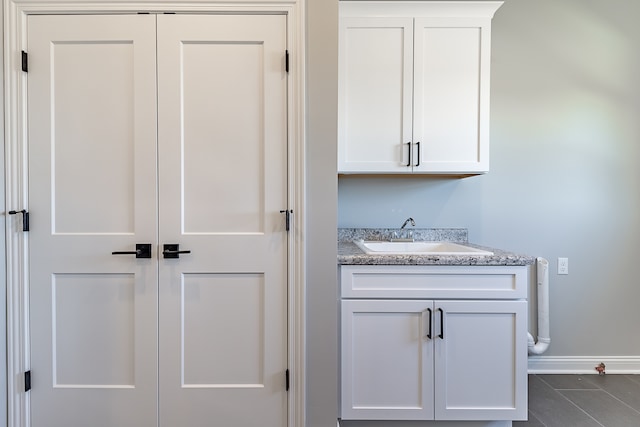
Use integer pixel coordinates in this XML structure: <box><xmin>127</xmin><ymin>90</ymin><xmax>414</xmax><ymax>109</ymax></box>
<box><xmin>597</xmin><ymin>386</ymin><xmax>640</xmax><ymax>417</ymax></box>
<box><xmin>564</xmin><ymin>375</ymin><xmax>640</xmax><ymax>418</ymax></box>
<box><xmin>522</xmin><ymin>375</ymin><xmax>640</xmax><ymax>427</ymax></box>
<box><xmin>536</xmin><ymin>376</ymin><xmax>607</xmax><ymax>427</ymax></box>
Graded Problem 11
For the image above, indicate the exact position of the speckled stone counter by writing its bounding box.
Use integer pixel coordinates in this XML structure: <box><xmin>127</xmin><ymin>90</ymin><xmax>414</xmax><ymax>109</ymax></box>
<box><xmin>338</xmin><ymin>228</ymin><xmax>535</xmax><ymax>266</ymax></box>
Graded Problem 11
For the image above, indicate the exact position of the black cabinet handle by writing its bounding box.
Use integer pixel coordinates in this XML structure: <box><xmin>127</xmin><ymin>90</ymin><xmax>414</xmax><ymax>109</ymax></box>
<box><xmin>415</xmin><ymin>141</ymin><xmax>421</xmax><ymax>167</ymax></box>
<box><xmin>438</xmin><ymin>308</ymin><xmax>444</xmax><ymax>339</ymax></box>
<box><xmin>406</xmin><ymin>142</ymin><xmax>412</xmax><ymax>167</ymax></box>
<box><xmin>426</xmin><ymin>308</ymin><xmax>432</xmax><ymax>339</ymax></box>
<box><xmin>163</xmin><ymin>244</ymin><xmax>191</xmax><ymax>259</ymax></box>
<box><xmin>112</xmin><ymin>243</ymin><xmax>152</xmax><ymax>259</ymax></box>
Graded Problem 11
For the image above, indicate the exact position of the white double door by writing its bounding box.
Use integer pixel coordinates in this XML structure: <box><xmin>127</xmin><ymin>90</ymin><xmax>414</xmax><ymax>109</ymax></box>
<box><xmin>27</xmin><ymin>13</ymin><xmax>288</xmax><ymax>427</ymax></box>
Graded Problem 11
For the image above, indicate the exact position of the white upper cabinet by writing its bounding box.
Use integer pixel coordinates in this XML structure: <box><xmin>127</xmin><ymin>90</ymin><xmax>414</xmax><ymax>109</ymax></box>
<box><xmin>338</xmin><ymin>1</ymin><xmax>503</xmax><ymax>174</ymax></box>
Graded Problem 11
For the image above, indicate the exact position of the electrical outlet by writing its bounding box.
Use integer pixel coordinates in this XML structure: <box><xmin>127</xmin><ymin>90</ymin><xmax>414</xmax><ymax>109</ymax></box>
<box><xmin>558</xmin><ymin>257</ymin><xmax>569</xmax><ymax>275</ymax></box>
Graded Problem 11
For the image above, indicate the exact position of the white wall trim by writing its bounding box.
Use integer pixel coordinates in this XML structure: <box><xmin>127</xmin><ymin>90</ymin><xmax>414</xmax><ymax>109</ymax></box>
<box><xmin>528</xmin><ymin>356</ymin><xmax>640</xmax><ymax>375</ymax></box>
<box><xmin>0</xmin><ymin>3</ymin><xmax>8</xmax><ymax>424</ymax></box>
<box><xmin>3</xmin><ymin>2</ymin><xmax>306</xmax><ymax>427</ymax></box>
<box><xmin>286</xmin><ymin>1</ymin><xmax>306</xmax><ymax>426</ymax></box>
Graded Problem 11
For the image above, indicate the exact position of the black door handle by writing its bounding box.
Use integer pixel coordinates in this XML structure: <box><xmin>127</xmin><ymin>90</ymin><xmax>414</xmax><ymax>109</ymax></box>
<box><xmin>163</xmin><ymin>244</ymin><xmax>191</xmax><ymax>259</ymax></box>
<box><xmin>112</xmin><ymin>243</ymin><xmax>152</xmax><ymax>259</ymax></box>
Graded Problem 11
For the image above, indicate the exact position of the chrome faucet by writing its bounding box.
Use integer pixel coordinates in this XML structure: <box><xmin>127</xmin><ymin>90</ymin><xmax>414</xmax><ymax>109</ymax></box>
<box><xmin>401</xmin><ymin>217</ymin><xmax>415</xmax><ymax>229</ymax></box>
<box><xmin>392</xmin><ymin>217</ymin><xmax>416</xmax><ymax>241</ymax></box>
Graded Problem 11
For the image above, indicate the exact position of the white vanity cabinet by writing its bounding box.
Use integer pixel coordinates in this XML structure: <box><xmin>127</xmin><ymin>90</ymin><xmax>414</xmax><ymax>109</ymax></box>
<box><xmin>339</xmin><ymin>265</ymin><xmax>528</xmax><ymax>422</ymax></box>
<box><xmin>338</xmin><ymin>1</ymin><xmax>502</xmax><ymax>174</ymax></box>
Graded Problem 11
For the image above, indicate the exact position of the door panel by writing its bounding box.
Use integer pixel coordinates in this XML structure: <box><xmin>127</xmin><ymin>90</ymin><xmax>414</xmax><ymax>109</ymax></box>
<box><xmin>51</xmin><ymin>42</ymin><xmax>137</xmax><ymax>234</ymax></box>
<box><xmin>180</xmin><ymin>42</ymin><xmax>265</xmax><ymax>233</ymax></box>
<box><xmin>28</xmin><ymin>14</ymin><xmax>158</xmax><ymax>427</ymax></box>
<box><xmin>156</xmin><ymin>14</ymin><xmax>288</xmax><ymax>427</ymax></box>
<box><xmin>53</xmin><ymin>273</ymin><xmax>136</xmax><ymax>387</ymax></box>
<box><xmin>181</xmin><ymin>273</ymin><xmax>265</xmax><ymax>386</ymax></box>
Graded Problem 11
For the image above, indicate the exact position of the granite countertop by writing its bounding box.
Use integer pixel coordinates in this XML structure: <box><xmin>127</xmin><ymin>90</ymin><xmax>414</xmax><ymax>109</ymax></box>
<box><xmin>338</xmin><ymin>228</ymin><xmax>536</xmax><ymax>266</ymax></box>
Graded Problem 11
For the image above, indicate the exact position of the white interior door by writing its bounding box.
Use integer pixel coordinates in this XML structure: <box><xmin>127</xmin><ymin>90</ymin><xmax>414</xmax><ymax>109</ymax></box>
<box><xmin>27</xmin><ymin>14</ymin><xmax>159</xmax><ymax>427</ymax></box>
<box><xmin>156</xmin><ymin>14</ymin><xmax>288</xmax><ymax>427</ymax></box>
<box><xmin>27</xmin><ymin>12</ymin><xmax>288</xmax><ymax>427</ymax></box>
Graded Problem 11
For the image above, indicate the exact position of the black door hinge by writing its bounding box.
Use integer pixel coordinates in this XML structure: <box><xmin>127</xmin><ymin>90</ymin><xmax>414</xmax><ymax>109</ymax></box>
<box><xmin>285</xmin><ymin>50</ymin><xmax>289</xmax><ymax>73</ymax></box>
<box><xmin>285</xmin><ymin>369</ymin><xmax>290</xmax><ymax>391</ymax></box>
<box><xmin>9</xmin><ymin>209</ymin><xmax>29</xmax><ymax>231</ymax></box>
<box><xmin>279</xmin><ymin>209</ymin><xmax>292</xmax><ymax>232</ymax></box>
<box><xmin>21</xmin><ymin>51</ymin><xmax>28</xmax><ymax>72</ymax></box>
<box><xmin>25</xmin><ymin>371</ymin><xmax>31</xmax><ymax>392</ymax></box>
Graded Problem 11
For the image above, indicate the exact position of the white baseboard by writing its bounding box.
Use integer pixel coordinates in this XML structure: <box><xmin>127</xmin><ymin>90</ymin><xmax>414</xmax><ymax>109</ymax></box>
<box><xmin>528</xmin><ymin>356</ymin><xmax>640</xmax><ymax>374</ymax></box>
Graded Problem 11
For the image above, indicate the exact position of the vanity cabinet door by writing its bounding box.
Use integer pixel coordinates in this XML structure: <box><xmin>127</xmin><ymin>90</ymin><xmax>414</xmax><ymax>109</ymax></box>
<box><xmin>434</xmin><ymin>300</ymin><xmax>528</xmax><ymax>421</ymax></box>
<box><xmin>341</xmin><ymin>299</ymin><xmax>435</xmax><ymax>420</ymax></box>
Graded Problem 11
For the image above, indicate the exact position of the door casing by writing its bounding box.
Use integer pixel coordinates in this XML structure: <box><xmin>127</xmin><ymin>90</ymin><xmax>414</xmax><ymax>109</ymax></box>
<box><xmin>2</xmin><ymin>2</ymin><xmax>306</xmax><ymax>427</ymax></box>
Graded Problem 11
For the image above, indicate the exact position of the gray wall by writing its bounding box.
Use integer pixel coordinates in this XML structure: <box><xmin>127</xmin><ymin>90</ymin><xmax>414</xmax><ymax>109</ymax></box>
<box><xmin>306</xmin><ymin>0</ymin><xmax>339</xmax><ymax>426</ymax></box>
<box><xmin>339</xmin><ymin>0</ymin><xmax>640</xmax><ymax>360</ymax></box>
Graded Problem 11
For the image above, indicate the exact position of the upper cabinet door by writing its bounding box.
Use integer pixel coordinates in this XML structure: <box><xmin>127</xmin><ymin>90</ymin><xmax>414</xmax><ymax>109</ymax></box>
<box><xmin>413</xmin><ymin>17</ymin><xmax>492</xmax><ymax>173</ymax></box>
<box><xmin>338</xmin><ymin>1</ymin><xmax>502</xmax><ymax>175</ymax></box>
<box><xmin>338</xmin><ymin>17</ymin><xmax>414</xmax><ymax>173</ymax></box>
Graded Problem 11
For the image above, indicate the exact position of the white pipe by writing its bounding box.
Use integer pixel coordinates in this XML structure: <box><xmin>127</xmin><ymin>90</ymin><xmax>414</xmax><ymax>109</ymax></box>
<box><xmin>528</xmin><ymin>257</ymin><xmax>551</xmax><ymax>355</ymax></box>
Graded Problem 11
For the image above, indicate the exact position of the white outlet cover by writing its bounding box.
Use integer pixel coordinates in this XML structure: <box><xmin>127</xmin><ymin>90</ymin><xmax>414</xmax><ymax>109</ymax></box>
<box><xmin>558</xmin><ymin>257</ymin><xmax>568</xmax><ymax>275</ymax></box>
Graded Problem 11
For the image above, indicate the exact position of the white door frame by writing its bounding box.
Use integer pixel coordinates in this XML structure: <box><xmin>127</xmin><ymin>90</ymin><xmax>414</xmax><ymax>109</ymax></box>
<box><xmin>2</xmin><ymin>1</ymin><xmax>306</xmax><ymax>426</ymax></box>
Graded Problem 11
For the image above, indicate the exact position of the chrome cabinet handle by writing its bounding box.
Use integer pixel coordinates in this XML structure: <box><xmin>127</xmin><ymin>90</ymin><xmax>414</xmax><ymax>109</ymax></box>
<box><xmin>162</xmin><ymin>244</ymin><xmax>191</xmax><ymax>259</ymax></box>
<box><xmin>112</xmin><ymin>243</ymin><xmax>152</xmax><ymax>259</ymax></box>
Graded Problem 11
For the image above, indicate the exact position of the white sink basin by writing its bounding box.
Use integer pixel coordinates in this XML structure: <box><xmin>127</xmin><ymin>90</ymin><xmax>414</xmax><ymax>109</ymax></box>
<box><xmin>354</xmin><ymin>240</ymin><xmax>494</xmax><ymax>256</ymax></box>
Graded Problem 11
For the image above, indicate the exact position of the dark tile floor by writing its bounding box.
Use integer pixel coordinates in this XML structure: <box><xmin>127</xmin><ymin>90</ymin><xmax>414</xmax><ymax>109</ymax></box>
<box><xmin>515</xmin><ymin>374</ymin><xmax>640</xmax><ymax>427</ymax></box>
